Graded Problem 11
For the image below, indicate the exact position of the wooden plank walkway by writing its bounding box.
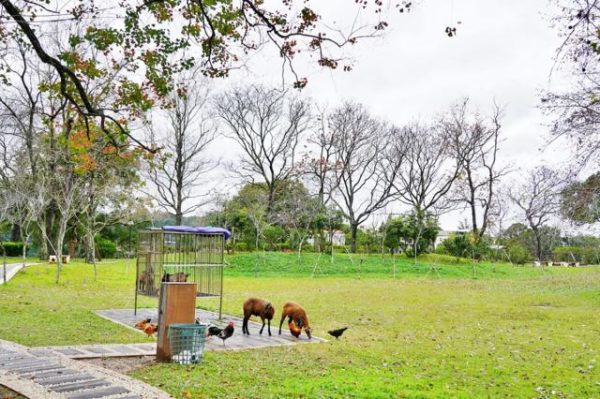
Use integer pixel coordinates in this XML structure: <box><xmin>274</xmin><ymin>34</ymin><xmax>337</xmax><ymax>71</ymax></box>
<box><xmin>0</xmin><ymin>339</ymin><xmax>171</xmax><ymax>399</ymax></box>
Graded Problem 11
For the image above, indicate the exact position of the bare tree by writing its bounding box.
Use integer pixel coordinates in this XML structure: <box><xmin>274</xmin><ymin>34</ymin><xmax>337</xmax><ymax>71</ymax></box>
<box><xmin>0</xmin><ymin>43</ymin><xmax>47</xmax><ymax>246</ymax></box>
<box><xmin>0</xmin><ymin>191</ymin><xmax>11</xmax><ymax>283</ymax></box>
<box><xmin>393</xmin><ymin>122</ymin><xmax>461</xmax><ymax>260</ymax></box>
<box><xmin>273</xmin><ymin>182</ymin><xmax>321</xmax><ymax>260</ymax></box>
<box><xmin>544</xmin><ymin>0</ymin><xmax>600</xmax><ymax>166</ymax></box>
<box><xmin>48</xmin><ymin>128</ymin><xmax>88</xmax><ymax>283</ymax></box>
<box><xmin>146</xmin><ymin>79</ymin><xmax>216</xmax><ymax>225</ymax></box>
<box><xmin>239</xmin><ymin>188</ymin><xmax>269</xmax><ymax>277</ymax></box>
<box><xmin>79</xmin><ymin>162</ymin><xmax>142</xmax><ymax>276</ymax></box>
<box><xmin>1</xmin><ymin>181</ymin><xmax>36</xmax><ymax>268</ymax></box>
<box><xmin>328</xmin><ymin>102</ymin><xmax>404</xmax><ymax>253</ymax></box>
<box><xmin>445</xmin><ymin>99</ymin><xmax>507</xmax><ymax>239</ymax></box>
<box><xmin>214</xmin><ymin>85</ymin><xmax>311</xmax><ymax>216</ymax></box>
<box><xmin>395</xmin><ymin>122</ymin><xmax>462</xmax><ymax>216</ymax></box>
<box><xmin>507</xmin><ymin>166</ymin><xmax>564</xmax><ymax>262</ymax></box>
<box><xmin>302</xmin><ymin>107</ymin><xmax>337</xmax><ymax>206</ymax></box>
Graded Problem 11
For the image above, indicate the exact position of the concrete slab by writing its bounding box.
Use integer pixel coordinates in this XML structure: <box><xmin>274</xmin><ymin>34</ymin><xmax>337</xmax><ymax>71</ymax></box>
<box><xmin>50</xmin><ymin>379</ymin><xmax>111</xmax><ymax>393</ymax></box>
<box><xmin>93</xmin><ymin>308</ymin><xmax>326</xmax><ymax>355</ymax></box>
<box><xmin>37</xmin><ymin>374</ymin><xmax>96</xmax><ymax>386</ymax></box>
<box><xmin>55</xmin><ymin>348</ymin><xmax>85</xmax><ymax>356</ymax></box>
<box><xmin>32</xmin><ymin>368</ymin><xmax>78</xmax><ymax>381</ymax></box>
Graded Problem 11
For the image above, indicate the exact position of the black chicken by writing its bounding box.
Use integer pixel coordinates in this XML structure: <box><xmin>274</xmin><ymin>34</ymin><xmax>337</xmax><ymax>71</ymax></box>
<box><xmin>207</xmin><ymin>326</ymin><xmax>223</xmax><ymax>337</ymax></box>
<box><xmin>328</xmin><ymin>327</ymin><xmax>348</xmax><ymax>339</ymax></box>
<box><xmin>217</xmin><ymin>322</ymin><xmax>235</xmax><ymax>345</ymax></box>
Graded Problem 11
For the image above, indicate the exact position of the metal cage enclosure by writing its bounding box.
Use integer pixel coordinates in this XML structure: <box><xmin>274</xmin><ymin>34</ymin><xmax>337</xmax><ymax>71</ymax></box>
<box><xmin>135</xmin><ymin>229</ymin><xmax>225</xmax><ymax>317</ymax></box>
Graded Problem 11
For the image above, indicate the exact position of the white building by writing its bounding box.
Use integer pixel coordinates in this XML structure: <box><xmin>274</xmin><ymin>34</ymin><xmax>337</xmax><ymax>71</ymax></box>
<box><xmin>306</xmin><ymin>230</ymin><xmax>346</xmax><ymax>247</ymax></box>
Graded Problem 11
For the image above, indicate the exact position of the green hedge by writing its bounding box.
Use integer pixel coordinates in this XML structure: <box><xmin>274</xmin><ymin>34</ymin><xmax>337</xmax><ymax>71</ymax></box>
<box><xmin>96</xmin><ymin>239</ymin><xmax>117</xmax><ymax>258</ymax></box>
<box><xmin>506</xmin><ymin>243</ymin><xmax>530</xmax><ymax>265</ymax></box>
<box><xmin>0</xmin><ymin>241</ymin><xmax>24</xmax><ymax>257</ymax></box>
<box><xmin>436</xmin><ymin>233</ymin><xmax>491</xmax><ymax>260</ymax></box>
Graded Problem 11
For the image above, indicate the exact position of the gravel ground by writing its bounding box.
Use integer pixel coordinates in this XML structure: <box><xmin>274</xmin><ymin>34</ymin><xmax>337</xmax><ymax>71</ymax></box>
<box><xmin>78</xmin><ymin>356</ymin><xmax>156</xmax><ymax>374</ymax></box>
<box><xmin>0</xmin><ymin>385</ymin><xmax>28</xmax><ymax>398</ymax></box>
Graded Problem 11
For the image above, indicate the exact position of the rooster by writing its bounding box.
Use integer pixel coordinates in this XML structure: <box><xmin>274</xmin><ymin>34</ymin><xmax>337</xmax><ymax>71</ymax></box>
<box><xmin>327</xmin><ymin>327</ymin><xmax>348</xmax><ymax>339</ymax></box>
<box><xmin>207</xmin><ymin>326</ymin><xmax>223</xmax><ymax>337</ymax></box>
<box><xmin>217</xmin><ymin>322</ymin><xmax>234</xmax><ymax>345</ymax></box>
<box><xmin>288</xmin><ymin>321</ymin><xmax>302</xmax><ymax>338</ymax></box>
<box><xmin>143</xmin><ymin>323</ymin><xmax>158</xmax><ymax>337</ymax></box>
<box><xmin>135</xmin><ymin>318</ymin><xmax>151</xmax><ymax>330</ymax></box>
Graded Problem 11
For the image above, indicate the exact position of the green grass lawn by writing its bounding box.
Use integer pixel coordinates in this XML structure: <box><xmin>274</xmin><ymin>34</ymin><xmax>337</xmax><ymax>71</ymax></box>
<box><xmin>225</xmin><ymin>251</ymin><xmax>581</xmax><ymax>279</ymax></box>
<box><xmin>1</xmin><ymin>254</ymin><xmax>599</xmax><ymax>398</ymax></box>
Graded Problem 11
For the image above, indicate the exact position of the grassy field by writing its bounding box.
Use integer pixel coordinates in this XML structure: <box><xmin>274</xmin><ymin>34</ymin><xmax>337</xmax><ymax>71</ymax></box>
<box><xmin>0</xmin><ymin>254</ymin><xmax>599</xmax><ymax>398</ymax></box>
<box><xmin>225</xmin><ymin>252</ymin><xmax>572</xmax><ymax>279</ymax></box>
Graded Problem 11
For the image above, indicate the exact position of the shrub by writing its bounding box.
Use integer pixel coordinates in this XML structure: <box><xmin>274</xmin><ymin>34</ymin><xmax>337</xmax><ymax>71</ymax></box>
<box><xmin>0</xmin><ymin>241</ymin><xmax>24</xmax><ymax>257</ymax></box>
<box><xmin>506</xmin><ymin>243</ymin><xmax>530</xmax><ymax>265</ymax></box>
<box><xmin>261</xmin><ymin>225</ymin><xmax>285</xmax><ymax>251</ymax></box>
<box><xmin>234</xmin><ymin>241</ymin><xmax>251</xmax><ymax>252</ymax></box>
<box><xmin>437</xmin><ymin>233</ymin><xmax>491</xmax><ymax>260</ymax></box>
<box><xmin>274</xmin><ymin>242</ymin><xmax>293</xmax><ymax>252</ymax></box>
<box><xmin>96</xmin><ymin>239</ymin><xmax>117</xmax><ymax>258</ymax></box>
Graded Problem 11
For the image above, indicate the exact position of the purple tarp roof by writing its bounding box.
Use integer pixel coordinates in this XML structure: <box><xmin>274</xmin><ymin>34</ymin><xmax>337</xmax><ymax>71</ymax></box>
<box><xmin>162</xmin><ymin>226</ymin><xmax>231</xmax><ymax>240</ymax></box>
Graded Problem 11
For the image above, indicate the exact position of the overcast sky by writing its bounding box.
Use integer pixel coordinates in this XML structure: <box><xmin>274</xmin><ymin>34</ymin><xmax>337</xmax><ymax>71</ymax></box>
<box><xmin>194</xmin><ymin>0</ymin><xmax>577</xmax><ymax>230</ymax></box>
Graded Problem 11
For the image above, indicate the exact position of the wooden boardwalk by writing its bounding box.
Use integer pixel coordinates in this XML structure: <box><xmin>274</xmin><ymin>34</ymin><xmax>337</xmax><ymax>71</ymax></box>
<box><xmin>94</xmin><ymin>308</ymin><xmax>325</xmax><ymax>353</ymax></box>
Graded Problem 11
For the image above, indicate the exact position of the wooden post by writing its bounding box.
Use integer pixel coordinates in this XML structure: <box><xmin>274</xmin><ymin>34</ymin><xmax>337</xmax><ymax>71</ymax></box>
<box><xmin>156</xmin><ymin>282</ymin><xmax>197</xmax><ymax>362</ymax></box>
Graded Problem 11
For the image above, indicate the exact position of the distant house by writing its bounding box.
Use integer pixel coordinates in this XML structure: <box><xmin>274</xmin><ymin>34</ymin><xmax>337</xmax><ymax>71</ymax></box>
<box><xmin>306</xmin><ymin>230</ymin><xmax>346</xmax><ymax>247</ymax></box>
<box><xmin>330</xmin><ymin>230</ymin><xmax>346</xmax><ymax>246</ymax></box>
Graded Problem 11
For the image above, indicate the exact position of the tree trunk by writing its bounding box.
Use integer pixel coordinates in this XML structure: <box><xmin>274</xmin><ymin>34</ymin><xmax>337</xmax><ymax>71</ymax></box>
<box><xmin>55</xmin><ymin>213</ymin><xmax>70</xmax><ymax>284</ymax></box>
<box><xmin>254</xmin><ymin>225</ymin><xmax>260</xmax><ymax>277</ymax></box>
<box><xmin>534</xmin><ymin>229</ymin><xmax>543</xmax><ymax>262</ymax></box>
<box><xmin>45</xmin><ymin>204</ymin><xmax>57</xmax><ymax>255</ymax></box>
<box><xmin>20</xmin><ymin>230</ymin><xmax>29</xmax><ymax>268</ymax></box>
<box><xmin>55</xmin><ymin>234</ymin><xmax>64</xmax><ymax>284</ymax></box>
<box><xmin>68</xmin><ymin>238</ymin><xmax>77</xmax><ymax>258</ymax></box>
<box><xmin>297</xmin><ymin>239</ymin><xmax>303</xmax><ymax>265</ymax></box>
<box><xmin>350</xmin><ymin>223</ymin><xmax>358</xmax><ymax>253</ymax></box>
<box><xmin>22</xmin><ymin>241</ymin><xmax>27</xmax><ymax>267</ymax></box>
<box><xmin>266</xmin><ymin>187</ymin><xmax>275</xmax><ymax>218</ymax></box>
<box><xmin>466</xmin><ymin>166</ymin><xmax>479</xmax><ymax>238</ymax></box>
<box><xmin>11</xmin><ymin>224</ymin><xmax>20</xmax><ymax>242</ymax></box>
<box><xmin>85</xmin><ymin>234</ymin><xmax>95</xmax><ymax>264</ymax></box>
<box><xmin>38</xmin><ymin>233</ymin><xmax>48</xmax><ymax>260</ymax></box>
<box><xmin>91</xmin><ymin>241</ymin><xmax>97</xmax><ymax>279</ymax></box>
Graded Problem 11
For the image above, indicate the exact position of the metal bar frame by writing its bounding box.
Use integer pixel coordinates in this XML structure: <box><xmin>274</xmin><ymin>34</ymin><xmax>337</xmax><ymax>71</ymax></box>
<box><xmin>135</xmin><ymin>230</ymin><xmax>226</xmax><ymax>318</ymax></box>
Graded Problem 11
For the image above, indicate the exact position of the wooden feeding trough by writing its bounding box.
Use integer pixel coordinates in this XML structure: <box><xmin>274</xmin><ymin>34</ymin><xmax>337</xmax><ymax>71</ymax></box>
<box><xmin>135</xmin><ymin>226</ymin><xmax>230</xmax><ymax>318</ymax></box>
